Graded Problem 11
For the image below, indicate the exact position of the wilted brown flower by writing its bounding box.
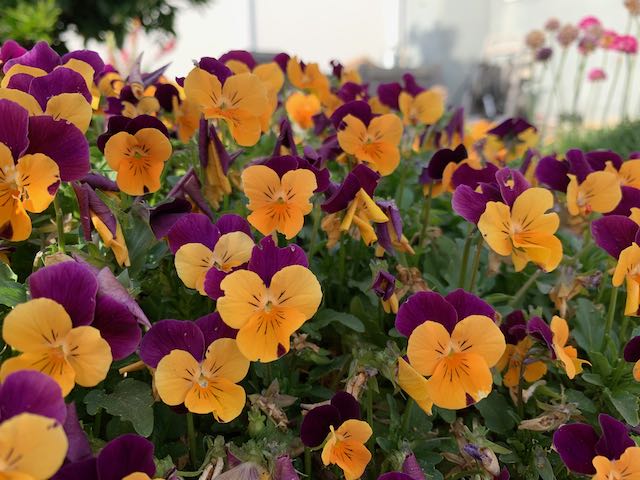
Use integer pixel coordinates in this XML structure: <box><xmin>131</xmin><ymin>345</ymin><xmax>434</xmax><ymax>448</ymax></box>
<box><xmin>395</xmin><ymin>265</ymin><xmax>429</xmax><ymax>298</ymax></box>
<box><xmin>557</xmin><ymin>24</ymin><xmax>579</xmax><ymax>47</ymax></box>
<box><xmin>345</xmin><ymin>367</ymin><xmax>378</xmax><ymax>400</ymax></box>
<box><xmin>248</xmin><ymin>379</ymin><xmax>297</xmax><ymax>430</ymax></box>
<box><xmin>525</xmin><ymin>30</ymin><xmax>546</xmax><ymax>50</ymax></box>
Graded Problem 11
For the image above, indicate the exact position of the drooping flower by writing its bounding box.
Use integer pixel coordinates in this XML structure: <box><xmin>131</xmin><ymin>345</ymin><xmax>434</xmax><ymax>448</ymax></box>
<box><xmin>141</xmin><ymin>317</ymin><xmax>247</xmax><ymax>420</ymax></box>
<box><xmin>374</xmin><ymin>200</ymin><xmax>414</xmax><ymax>256</ymax></box>
<box><xmin>554</xmin><ymin>414</ymin><xmax>636</xmax><ymax>476</ymax></box>
<box><xmin>285</xmin><ymin>92</ymin><xmax>322</xmax><ymax>130</ymax></box>
<box><xmin>332</xmin><ymin>101</ymin><xmax>403</xmax><ymax>176</ymax></box>
<box><xmin>301</xmin><ymin>392</ymin><xmax>372</xmax><ymax>480</ymax></box>
<box><xmin>167</xmin><ymin>213</ymin><xmax>254</xmax><ymax>298</ymax></box>
<box><xmin>53</xmin><ymin>433</ymin><xmax>160</xmax><ymax>480</ymax></box>
<box><xmin>241</xmin><ymin>160</ymin><xmax>317</xmax><ymax>239</ymax></box>
<box><xmin>395</xmin><ymin>290</ymin><xmax>505</xmax><ymax>411</ymax></box>
<box><xmin>99</xmin><ymin>115</ymin><xmax>172</xmax><ymax>195</ymax></box>
<box><xmin>0</xmin><ymin>297</ymin><xmax>112</xmax><ymax>395</ymax></box>
<box><xmin>476</xmin><ymin>169</ymin><xmax>563</xmax><ymax>272</ymax></box>
<box><xmin>371</xmin><ymin>270</ymin><xmax>399</xmax><ymax>313</ymax></box>
<box><xmin>321</xmin><ymin>164</ymin><xmax>389</xmax><ymax>247</ymax></box>
<box><xmin>184</xmin><ymin>58</ymin><xmax>268</xmax><ymax>146</ymax></box>
<box><xmin>217</xmin><ymin>236</ymin><xmax>322</xmax><ymax>362</ymax></box>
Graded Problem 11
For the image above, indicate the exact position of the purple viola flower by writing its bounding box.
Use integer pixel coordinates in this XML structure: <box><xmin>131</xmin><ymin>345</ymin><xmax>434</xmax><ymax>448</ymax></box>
<box><xmin>591</xmin><ymin>215</ymin><xmax>639</xmax><ymax>259</ymax></box>
<box><xmin>167</xmin><ymin>212</ymin><xmax>253</xmax><ymax>299</ymax></box>
<box><xmin>321</xmin><ymin>164</ymin><xmax>381</xmax><ymax>213</ymax></box>
<box><xmin>336</xmin><ymin>82</ymin><xmax>370</xmax><ymax>103</ymax></box>
<box><xmin>52</xmin><ymin>434</ymin><xmax>157</xmax><ymax>480</ymax></box>
<box><xmin>0</xmin><ymin>370</ymin><xmax>66</xmax><ymax>423</ymax></box>
<box><xmin>395</xmin><ymin>289</ymin><xmax>495</xmax><ymax>337</ymax></box>
<box><xmin>300</xmin><ymin>391</ymin><xmax>361</xmax><ymax>447</ymax></box>
<box><xmin>372</xmin><ymin>270</ymin><xmax>396</xmax><ymax>301</ymax></box>
<box><xmin>97</xmin><ymin>114</ymin><xmax>168</xmax><ymax>153</ymax></box>
<box><xmin>29</xmin><ymin>260</ymin><xmax>142</xmax><ymax>359</ymax></box>
<box><xmin>219</xmin><ymin>50</ymin><xmax>257</xmax><ymax>70</ymax></box>
<box><xmin>0</xmin><ymin>40</ymin><xmax>26</xmax><ymax>65</ymax></box>
<box><xmin>553</xmin><ymin>414</ymin><xmax>635</xmax><ymax>475</ymax></box>
<box><xmin>500</xmin><ymin>310</ymin><xmax>528</xmax><ymax>344</ymax></box>
<box><xmin>419</xmin><ymin>144</ymin><xmax>468</xmax><ymax>185</ymax></box>
<box><xmin>258</xmin><ymin>155</ymin><xmax>330</xmax><ymax>193</ymax></box>
<box><xmin>139</xmin><ymin>313</ymin><xmax>237</xmax><ymax>369</ymax></box>
<box><xmin>71</xmin><ymin>178</ymin><xmax>118</xmax><ymax>241</ymax></box>
<box><xmin>374</xmin><ymin>199</ymin><xmax>413</xmax><ymax>256</ymax></box>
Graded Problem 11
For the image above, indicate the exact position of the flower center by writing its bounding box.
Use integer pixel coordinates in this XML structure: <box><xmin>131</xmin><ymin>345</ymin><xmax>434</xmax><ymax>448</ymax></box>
<box><xmin>126</xmin><ymin>145</ymin><xmax>150</xmax><ymax>160</ymax></box>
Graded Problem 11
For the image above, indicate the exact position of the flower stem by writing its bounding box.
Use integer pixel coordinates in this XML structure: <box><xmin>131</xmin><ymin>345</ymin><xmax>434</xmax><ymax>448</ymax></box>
<box><xmin>308</xmin><ymin>203</ymin><xmax>321</xmax><ymax>259</ymax></box>
<box><xmin>457</xmin><ymin>225</ymin><xmax>474</xmax><ymax>289</ymax></box>
<box><xmin>603</xmin><ymin>286</ymin><xmax>619</xmax><ymax>350</ymax></box>
<box><xmin>508</xmin><ymin>269</ymin><xmax>543</xmax><ymax>308</ymax></box>
<box><xmin>419</xmin><ymin>182</ymin><xmax>433</xmax><ymax>248</ymax></box>
<box><xmin>540</xmin><ymin>48</ymin><xmax>568</xmax><ymax>141</ymax></box>
<box><xmin>571</xmin><ymin>56</ymin><xmax>587</xmax><ymax>122</ymax></box>
<box><xmin>621</xmin><ymin>54</ymin><xmax>636</xmax><ymax>121</ymax></box>
<box><xmin>53</xmin><ymin>195</ymin><xmax>65</xmax><ymax>253</ymax></box>
<box><xmin>602</xmin><ymin>16</ymin><xmax>631</xmax><ymax>124</ymax></box>
<box><xmin>466</xmin><ymin>235</ymin><xmax>484</xmax><ymax>293</ymax></box>
<box><xmin>305</xmin><ymin>447</ymin><xmax>312</xmax><ymax>480</ymax></box>
<box><xmin>186</xmin><ymin>412</ymin><xmax>198</xmax><ymax>467</ymax></box>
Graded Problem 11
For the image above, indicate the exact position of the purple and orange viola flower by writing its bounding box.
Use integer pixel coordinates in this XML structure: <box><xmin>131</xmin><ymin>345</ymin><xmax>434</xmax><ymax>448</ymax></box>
<box><xmin>332</xmin><ymin>101</ymin><xmax>403</xmax><ymax>176</ymax></box>
<box><xmin>301</xmin><ymin>392</ymin><xmax>372</xmax><ymax>480</ymax></box>
<box><xmin>554</xmin><ymin>414</ymin><xmax>639</xmax><ymax>478</ymax></box>
<box><xmin>395</xmin><ymin>289</ymin><xmax>505</xmax><ymax>412</ymax></box>
<box><xmin>286</xmin><ymin>56</ymin><xmax>330</xmax><ymax>97</ymax></box>
<box><xmin>377</xmin><ymin>73</ymin><xmax>445</xmax><ymax>126</ymax></box>
<box><xmin>166</xmin><ymin>212</ymin><xmax>254</xmax><ymax>297</ymax></box>
<box><xmin>217</xmin><ymin>236</ymin><xmax>322</xmax><ymax>362</ymax></box>
<box><xmin>482</xmin><ymin>118</ymin><xmax>538</xmax><ymax>166</ymax></box>
<box><xmin>372</xmin><ymin>270</ymin><xmax>399</xmax><ymax>314</ymax></box>
<box><xmin>184</xmin><ymin>57</ymin><xmax>268</xmax><ymax>146</ymax></box>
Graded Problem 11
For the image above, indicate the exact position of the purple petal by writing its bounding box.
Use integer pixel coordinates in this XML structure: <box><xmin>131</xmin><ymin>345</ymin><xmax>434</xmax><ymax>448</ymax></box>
<box><xmin>0</xmin><ymin>40</ymin><xmax>26</xmax><ymax>64</ymax></box>
<box><xmin>203</xmin><ymin>267</ymin><xmax>228</xmax><ymax>300</ymax></box>
<box><xmin>248</xmin><ymin>236</ymin><xmax>308</xmax><ymax>286</ymax></box>
<box><xmin>195</xmin><ymin>312</ymin><xmax>238</xmax><ymax>347</ymax></box>
<box><xmin>169</xmin><ymin>167</ymin><xmax>214</xmax><ymax>220</ymax></box>
<box><xmin>52</xmin><ymin>458</ymin><xmax>98</xmax><ymax>480</ymax></box>
<box><xmin>402</xmin><ymin>452</ymin><xmax>426</xmax><ymax>480</ymax></box>
<box><xmin>330</xmin><ymin>100</ymin><xmax>372</xmax><ymax>129</ymax></box>
<box><xmin>501</xmin><ymin>310</ymin><xmax>527</xmax><ymax>344</ymax></box>
<box><xmin>149</xmin><ymin>197</ymin><xmax>193</xmax><ymax>239</ymax></box>
<box><xmin>274</xmin><ymin>455</ymin><xmax>300</xmax><ymax>480</ymax></box>
<box><xmin>300</xmin><ymin>404</ymin><xmax>341</xmax><ymax>447</ymax></box>
<box><xmin>0</xmin><ymin>370</ymin><xmax>66</xmax><ymax>423</ymax></box>
<box><xmin>273</xmin><ymin>117</ymin><xmax>298</xmax><ymax>157</ymax></box>
<box><xmin>444</xmin><ymin>289</ymin><xmax>495</xmax><ymax>321</ymax></box>
<box><xmin>81</xmin><ymin>173</ymin><xmax>119</xmax><ymax>191</ymax></box>
<box><xmin>154</xmin><ymin>83</ymin><xmax>180</xmax><ymax>111</ymax></box>
<box><xmin>402</xmin><ymin>73</ymin><xmax>424</xmax><ymax>96</ymax></box>
<box><xmin>3</xmin><ymin>41</ymin><xmax>60</xmax><ymax>73</ymax></box>
<box><xmin>219</xmin><ymin>50</ymin><xmax>257</xmax><ymax>70</ymax></box>
<box><xmin>451</xmin><ymin>185</ymin><xmax>493</xmax><ymax>224</ymax></box>
<box><xmin>395</xmin><ymin>291</ymin><xmax>458</xmax><ymax>337</ymax></box>
<box><xmin>167</xmin><ymin>213</ymin><xmax>220</xmax><ymax>253</ymax></box>
<box><xmin>595</xmin><ymin>414</ymin><xmax>635</xmax><ymax>460</ymax></box>
<box><xmin>586</xmin><ymin>150</ymin><xmax>623</xmax><ymax>171</ymax></box>
<box><xmin>92</xmin><ymin>295</ymin><xmax>141</xmax><ymax>360</ymax></box>
<box><xmin>72</xmin><ymin>182</ymin><xmax>117</xmax><ymax>240</ymax></box>
<box><xmin>5</xmin><ymin>72</ymin><xmax>33</xmax><ymax>92</ymax></box>
<box><xmin>553</xmin><ymin>423</ymin><xmax>598</xmax><ymax>475</ymax></box>
<box><xmin>624</xmin><ymin>336</ymin><xmax>640</xmax><ymax>362</ymax></box>
<box><xmin>488</xmin><ymin>117</ymin><xmax>533</xmax><ymax>138</ymax></box>
<box><xmin>95</xmin><ymin>267</ymin><xmax>150</xmax><ymax>329</ymax></box>
<box><xmin>0</xmin><ymin>99</ymin><xmax>29</xmax><ymax>160</ymax></box>
<box><xmin>312</xmin><ymin>113</ymin><xmax>332</xmax><ymax>136</ymax></box>
<box><xmin>29</xmin><ymin>261</ymin><xmax>98</xmax><ymax>327</ymax></box>
<box><xmin>372</xmin><ymin>270</ymin><xmax>396</xmax><ymax>301</ymax></box>
<box><xmin>28</xmin><ymin>68</ymin><xmax>91</xmax><ymax>109</ymax></box>
<box><xmin>527</xmin><ymin>316</ymin><xmax>554</xmax><ymax>354</ymax></box>
<box><xmin>426</xmin><ymin>145</ymin><xmax>468</xmax><ymax>180</ymax></box>
<box><xmin>200</xmin><ymin>120</ymin><xmax>233</xmax><ymax>176</ymax></box>
<box><xmin>96</xmin><ymin>434</ymin><xmax>156</xmax><ymax>480</ymax></box>
<box><xmin>451</xmin><ymin>163</ymin><xmax>499</xmax><ymax>189</ymax></box>
<box><xmin>566</xmin><ymin>149</ymin><xmax>594</xmax><ymax>183</ymax></box>
<box><xmin>379</xmin><ymin>474</ymin><xmax>413</xmax><ymax>480</ymax></box>
<box><xmin>331</xmin><ymin>391</ymin><xmax>361</xmax><ymax>422</ymax></box>
<box><xmin>608</xmin><ymin>186</ymin><xmax>640</xmax><ymax>216</ymax></box>
<box><xmin>214</xmin><ymin>214</ymin><xmax>252</xmax><ymax>237</ymax></box>
<box><xmin>273</xmin><ymin>53</ymin><xmax>290</xmax><ymax>72</ymax></box>
<box><xmin>495</xmin><ymin>168</ymin><xmax>531</xmax><ymax>207</ymax></box>
<box><xmin>139</xmin><ymin>319</ymin><xmax>206</xmax><ymax>367</ymax></box>
<box><xmin>592</xmin><ymin>215</ymin><xmax>638</xmax><ymax>258</ymax></box>
<box><xmin>377</xmin><ymin>82</ymin><xmax>402</xmax><ymax>110</ymax></box>
<box><xmin>26</xmin><ymin>115</ymin><xmax>90</xmax><ymax>181</ymax></box>
<box><xmin>261</xmin><ymin>155</ymin><xmax>299</xmax><ymax>178</ymax></box>
<box><xmin>62</xmin><ymin>50</ymin><xmax>105</xmax><ymax>80</ymax></box>
<box><xmin>322</xmin><ymin>164</ymin><xmax>380</xmax><ymax>213</ymax></box>
<box><xmin>64</xmin><ymin>402</ymin><xmax>92</xmax><ymax>462</ymax></box>
<box><xmin>535</xmin><ymin>155</ymin><xmax>570</xmax><ymax>192</ymax></box>
<box><xmin>198</xmin><ymin>57</ymin><xmax>233</xmax><ymax>83</ymax></box>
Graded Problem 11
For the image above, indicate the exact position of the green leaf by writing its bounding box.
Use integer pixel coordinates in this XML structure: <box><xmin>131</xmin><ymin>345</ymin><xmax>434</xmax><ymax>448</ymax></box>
<box><xmin>475</xmin><ymin>392</ymin><xmax>516</xmax><ymax>434</ymax></box>
<box><xmin>606</xmin><ymin>389</ymin><xmax>639</xmax><ymax>426</ymax></box>
<box><xmin>589</xmin><ymin>351</ymin><xmax>612</xmax><ymax>379</ymax></box>
<box><xmin>572</xmin><ymin>298</ymin><xmax>604</xmax><ymax>353</ymax></box>
<box><xmin>84</xmin><ymin>379</ymin><xmax>154</xmax><ymax>436</ymax></box>
<box><xmin>0</xmin><ymin>263</ymin><xmax>26</xmax><ymax>307</ymax></box>
<box><xmin>534</xmin><ymin>447</ymin><xmax>556</xmax><ymax>480</ymax></box>
<box><xmin>581</xmin><ymin>373</ymin><xmax>604</xmax><ymax>386</ymax></box>
<box><xmin>314</xmin><ymin>308</ymin><xmax>365</xmax><ymax>333</ymax></box>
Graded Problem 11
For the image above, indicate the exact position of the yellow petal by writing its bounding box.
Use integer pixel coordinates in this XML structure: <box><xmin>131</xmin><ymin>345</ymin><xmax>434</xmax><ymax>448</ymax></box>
<box><xmin>218</xmin><ymin>270</ymin><xmax>268</xmax><ymax>329</ymax></box>
<box><xmin>0</xmin><ymin>351</ymin><xmax>76</xmax><ymax>396</ymax></box>
<box><xmin>337</xmin><ymin>115</ymin><xmax>368</xmax><ymax>156</ymax></box>
<box><xmin>155</xmin><ymin>349</ymin><xmax>199</xmax><ymax>406</ymax></box>
<box><xmin>451</xmin><ymin>314</ymin><xmax>506</xmax><ymax>367</ymax></box>
<box><xmin>0</xmin><ymin>88</ymin><xmax>43</xmax><ymax>115</ymax></box>
<box><xmin>222</xmin><ymin>73</ymin><xmax>268</xmax><ymax>116</ymax></box>
<box><xmin>1</xmin><ymin>64</ymin><xmax>46</xmax><ymax>88</ymax></box>
<box><xmin>184</xmin><ymin>68</ymin><xmax>222</xmax><ymax>114</ymax></box>
<box><xmin>269</xmin><ymin>265</ymin><xmax>322</xmax><ymax>318</ymax></box>
<box><xmin>614</xmin><ymin>243</ymin><xmax>640</xmax><ymax>287</ymax></box>
<box><xmin>406</xmin><ymin>320</ymin><xmax>452</xmax><ymax>376</ymax></box>
<box><xmin>64</xmin><ymin>326</ymin><xmax>112</xmax><ymax>387</ymax></box>
<box><xmin>397</xmin><ymin>357</ymin><xmax>433</xmax><ymax>415</ymax></box>
<box><xmin>201</xmin><ymin>338</ymin><xmax>250</xmax><ymax>383</ymax></box>
<box><xmin>45</xmin><ymin>93</ymin><xmax>93</xmax><ymax>132</ymax></box>
<box><xmin>16</xmin><ymin>153</ymin><xmax>59</xmax><ymax>213</ymax></box>
<box><xmin>175</xmin><ymin>243</ymin><xmax>215</xmax><ymax>294</ymax></box>
<box><xmin>478</xmin><ymin>201</ymin><xmax>513</xmax><ymax>256</ymax></box>
<box><xmin>413</xmin><ymin>90</ymin><xmax>445</xmax><ymax>125</ymax></box>
<box><xmin>212</xmin><ymin>232</ymin><xmax>254</xmax><ymax>272</ymax></box>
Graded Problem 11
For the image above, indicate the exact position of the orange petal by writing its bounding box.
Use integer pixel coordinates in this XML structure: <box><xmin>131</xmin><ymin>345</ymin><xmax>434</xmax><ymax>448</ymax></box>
<box><xmin>397</xmin><ymin>357</ymin><xmax>433</xmax><ymax>415</ymax></box>
<box><xmin>175</xmin><ymin>243</ymin><xmax>215</xmax><ymax>294</ymax></box>
<box><xmin>406</xmin><ymin>320</ymin><xmax>451</xmax><ymax>376</ymax></box>
<box><xmin>451</xmin><ymin>314</ymin><xmax>506</xmax><ymax>367</ymax></box>
<box><xmin>217</xmin><ymin>270</ymin><xmax>268</xmax><ymax>329</ymax></box>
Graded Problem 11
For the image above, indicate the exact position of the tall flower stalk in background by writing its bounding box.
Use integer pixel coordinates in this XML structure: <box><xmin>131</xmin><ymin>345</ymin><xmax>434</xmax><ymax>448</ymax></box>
<box><xmin>602</xmin><ymin>16</ymin><xmax>633</xmax><ymax>124</ymax></box>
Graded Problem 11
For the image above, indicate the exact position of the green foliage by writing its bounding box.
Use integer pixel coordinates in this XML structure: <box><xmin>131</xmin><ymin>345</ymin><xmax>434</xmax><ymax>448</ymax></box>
<box><xmin>554</xmin><ymin>120</ymin><xmax>640</xmax><ymax>157</ymax></box>
<box><xmin>0</xmin><ymin>0</ymin><xmax>61</xmax><ymax>45</ymax></box>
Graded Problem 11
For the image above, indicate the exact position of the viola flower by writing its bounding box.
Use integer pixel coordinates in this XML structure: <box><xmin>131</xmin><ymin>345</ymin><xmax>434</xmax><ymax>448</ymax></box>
<box><xmin>285</xmin><ymin>92</ymin><xmax>322</xmax><ymax>130</ymax></box>
<box><xmin>139</xmin><ymin>315</ymin><xmax>244</xmax><ymax>420</ymax></box>
<box><xmin>100</xmin><ymin>115</ymin><xmax>172</xmax><ymax>195</ymax></box>
<box><xmin>53</xmin><ymin>433</ymin><xmax>159</xmax><ymax>480</ymax></box>
<box><xmin>198</xmin><ymin>120</ymin><xmax>239</xmax><ymax>210</ymax></box>
<box><xmin>483</xmin><ymin>118</ymin><xmax>538</xmax><ymax>166</ymax></box>
<box><xmin>154</xmin><ymin>82</ymin><xmax>200</xmax><ymax>143</ymax></box>
<box><xmin>286</xmin><ymin>56</ymin><xmax>330</xmax><ymax>96</ymax></box>
<box><xmin>332</xmin><ymin>101</ymin><xmax>403</xmax><ymax>176</ymax></box>
<box><xmin>97</xmin><ymin>65</ymin><xmax>124</xmax><ymax>98</ymax></box>
<box><xmin>321</xmin><ymin>164</ymin><xmax>389</xmax><ymax>247</ymax></box>
<box><xmin>604</xmin><ymin>156</ymin><xmax>640</xmax><ymax>189</ymax></box>
<box><xmin>184</xmin><ymin>58</ymin><xmax>268</xmax><ymax>146</ymax></box>
<box><xmin>477</xmin><ymin>169</ymin><xmax>563</xmax><ymax>272</ymax></box>
<box><xmin>0</xmin><ymin>297</ymin><xmax>112</xmax><ymax>395</ymax></box>
<box><xmin>241</xmin><ymin>161</ymin><xmax>317</xmax><ymax>239</ymax></box>
<box><xmin>566</xmin><ymin>171</ymin><xmax>621</xmax><ymax>216</ymax></box>
<box><xmin>217</xmin><ymin>236</ymin><xmax>322</xmax><ymax>362</ymax></box>
<box><xmin>554</xmin><ymin>414</ymin><xmax>636</xmax><ymax>476</ymax></box>
<box><xmin>419</xmin><ymin>145</ymin><xmax>475</xmax><ymax>197</ymax></box>
<box><xmin>397</xmin><ymin>79</ymin><xmax>445</xmax><ymax>126</ymax></box>
<box><xmin>496</xmin><ymin>336</ymin><xmax>547</xmax><ymax>388</ymax></box>
<box><xmin>372</xmin><ymin>270</ymin><xmax>399</xmax><ymax>313</ymax></box>
<box><xmin>623</xmin><ymin>336</ymin><xmax>640</xmax><ymax>381</ymax></box>
<box><xmin>166</xmin><ymin>213</ymin><xmax>254</xmax><ymax>297</ymax></box>
<box><xmin>592</xmin><ymin>214</ymin><xmax>640</xmax><ymax>315</ymax></box>
<box><xmin>395</xmin><ymin>290</ymin><xmax>505</xmax><ymax>411</ymax></box>
<box><xmin>301</xmin><ymin>392</ymin><xmax>372</xmax><ymax>480</ymax></box>
<box><xmin>374</xmin><ymin>200</ymin><xmax>414</xmax><ymax>256</ymax></box>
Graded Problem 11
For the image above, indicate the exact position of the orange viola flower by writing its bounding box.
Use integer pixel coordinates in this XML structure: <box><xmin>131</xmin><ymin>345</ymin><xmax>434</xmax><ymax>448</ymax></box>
<box><xmin>285</xmin><ymin>92</ymin><xmax>321</xmax><ymax>130</ymax></box>
<box><xmin>566</xmin><ymin>171</ymin><xmax>622</xmax><ymax>216</ymax></box>
<box><xmin>184</xmin><ymin>59</ymin><xmax>268</xmax><ymax>146</ymax></box>
<box><xmin>550</xmin><ymin>316</ymin><xmax>589</xmax><ymax>379</ymax></box>
<box><xmin>496</xmin><ymin>337</ymin><xmax>547</xmax><ymax>388</ymax></box>
<box><xmin>399</xmin><ymin>88</ymin><xmax>445</xmax><ymax>126</ymax></box>
<box><xmin>593</xmin><ymin>447</ymin><xmax>640</xmax><ymax>479</ymax></box>
<box><xmin>605</xmin><ymin>158</ymin><xmax>640</xmax><ymax>189</ymax></box>
<box><xmin>286</xmin><ymin>56</ymin><xmax>330</xmax><ymax>96</ymax></box>
<box><xmin>321</xmin><ymin>420</ymin><xmax>373</xmax><ymax>480</ymax></box>
<box><xmin>241</xmin><ymin>164</ymin><xmax>317</xmax><ymax>239</ymax></box>
<box><xmin>333</xmin><ymin>101</ymin><xmax>403</xmax><ymax>176</ymax></box>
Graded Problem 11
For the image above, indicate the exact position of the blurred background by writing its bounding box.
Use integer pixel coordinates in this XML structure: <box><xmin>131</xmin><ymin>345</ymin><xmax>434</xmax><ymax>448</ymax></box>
<box><xmin>3</xmin><ymin>0</ymin><xmax>638</xmax><ymax>137</ymax></box>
